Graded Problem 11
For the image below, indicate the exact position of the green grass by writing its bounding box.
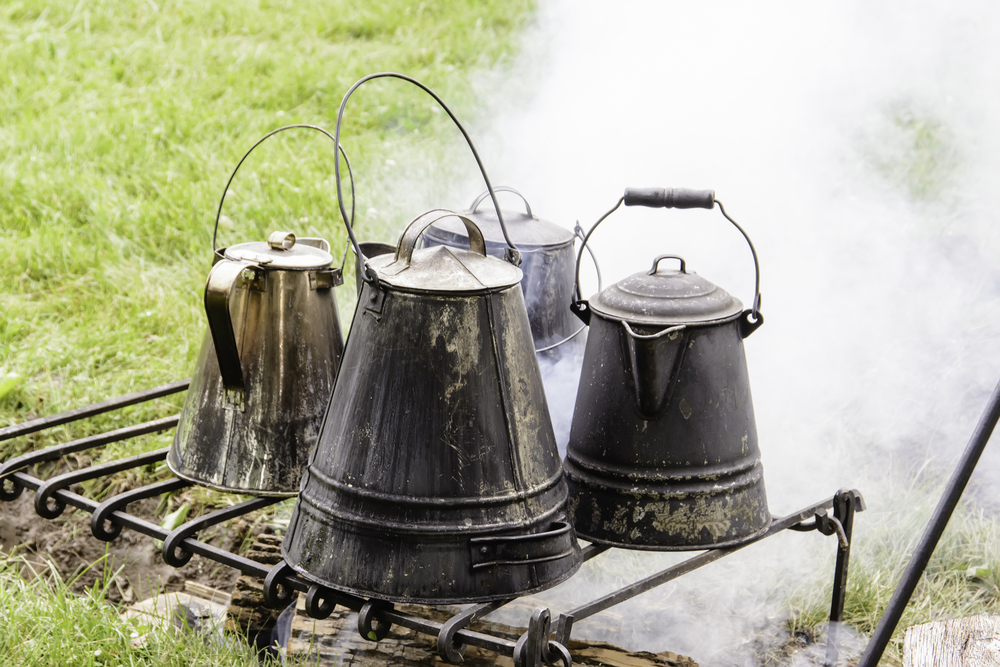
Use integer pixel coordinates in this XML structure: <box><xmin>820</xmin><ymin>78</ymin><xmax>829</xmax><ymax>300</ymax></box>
<box><xmin>781</xmin><ymin>473</ymin><xmax>1000</xmax><ymax>666</ymax></box>
<box><xmin>0</xmin><ymin>0</ymin><xmax>533</xmax><ymax>460</ymax></box>
<box><xmin>0</xmin><ymin>1</ymin><xmax>535</xmax><ymax>657</ymax></box>
<box><xmin>0</xmin><ymin>552</ymin><xmax>273</xmax><ymax>667</ymax></box>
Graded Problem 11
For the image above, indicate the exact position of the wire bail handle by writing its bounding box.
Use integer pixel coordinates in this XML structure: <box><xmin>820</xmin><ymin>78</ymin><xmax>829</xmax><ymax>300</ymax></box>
<box><xmin>332</xmin><ymin>72</ymin><xmax>521</xmax><ymax>288</ymax></box>
<box><xmin>571</xmin><ymin>187</ymin><xmax>763</xmax><ymax>335</ymax></box>
<box><xmin>211</xmin><ymin>124</ymin><xmax>355</xmax><ymax>257</ymax></box>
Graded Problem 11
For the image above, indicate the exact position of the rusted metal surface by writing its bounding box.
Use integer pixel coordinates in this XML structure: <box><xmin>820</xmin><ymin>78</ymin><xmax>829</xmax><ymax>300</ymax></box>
<box><xmin>168</xmin><ymin>234</ymin><xmax>345</xmax><ymax>497</ymax></box>
<box><xmin>283</xmin><ymin>211</ymin><xmax>582</xmax><ymax>604</ymax></box>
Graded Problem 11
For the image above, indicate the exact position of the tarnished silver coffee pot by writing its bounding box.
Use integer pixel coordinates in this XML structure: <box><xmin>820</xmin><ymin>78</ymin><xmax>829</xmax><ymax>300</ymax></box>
<box><xmin>421</xmin><ymin>187</ymin><xmax>590</xmax><ymax>357</ymax></box>
<box><xmin>565</xmin><ymin>187</ymin><xmax>770</xmax><ymax>549</ymax></box>
<box><xmin>168</xmin><ymin>126</ymin><xmax>349</xmax><ymax>496</ymax></box>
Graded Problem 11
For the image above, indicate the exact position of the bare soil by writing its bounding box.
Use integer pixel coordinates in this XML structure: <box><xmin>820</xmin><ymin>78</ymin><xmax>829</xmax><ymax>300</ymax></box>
<box><xmin>0</xmin><ymin>467</ymin><xmax>258</xmax><ymax>604</ymax></box>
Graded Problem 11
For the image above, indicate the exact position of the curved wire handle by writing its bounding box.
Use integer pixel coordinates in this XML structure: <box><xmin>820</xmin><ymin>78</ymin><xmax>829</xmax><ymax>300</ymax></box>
<box><xmin>469</xmin><ymin>185</ymin><xmax>533</xmax><ymax>219</ymax></box>
<box><xmin>332</xmin><ymin>72</ymin><xmax>520</xmax><ymax>286</ymax></box>
<box><xmin>212</xmin><ymin>124</ymin><xmax>355</xmax><ymax>255</ymax></box>
<box><xmin>573</xmin><ymin>196</ymin><xmax>625</xmax><ymax>303</ymax></box>
<box><xmin>572</xmin><ymin>195</ymin><xmax>762</xmax><ymax>322</ymax></box>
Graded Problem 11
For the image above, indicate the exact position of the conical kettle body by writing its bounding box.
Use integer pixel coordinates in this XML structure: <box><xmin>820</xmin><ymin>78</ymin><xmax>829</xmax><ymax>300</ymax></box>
<box><xmin>566</xmin><ymin>254</ymin><xmax>770</xmax><ymax>550</ymax></box>
<box><xmin>168</xmin><ymin>232</ymin><xmax>345</xmax><ymax>496</ymax></box>
<box><xmin>282</xmin><ymin>211</ymin><xmax>582</xmax><ymax>603</ymax></box>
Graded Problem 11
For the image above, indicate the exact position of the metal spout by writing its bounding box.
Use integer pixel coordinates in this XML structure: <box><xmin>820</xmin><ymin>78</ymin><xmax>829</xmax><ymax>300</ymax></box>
<box><xmin>621</xmin><ymin>321</ymin><xmax>687</xmax><ymax>420</ymax></box>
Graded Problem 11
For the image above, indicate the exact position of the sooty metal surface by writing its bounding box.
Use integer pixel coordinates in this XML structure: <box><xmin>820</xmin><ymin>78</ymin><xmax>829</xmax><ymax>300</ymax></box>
<box><xmin>565</xmin><ymin>312</ymin><xmax>770</xmax><ymax>549</ymax></box>
<box><xmin>284</xmin><ymin>279</ymin><xmax>581</xmax><ymax>603</ymax></box>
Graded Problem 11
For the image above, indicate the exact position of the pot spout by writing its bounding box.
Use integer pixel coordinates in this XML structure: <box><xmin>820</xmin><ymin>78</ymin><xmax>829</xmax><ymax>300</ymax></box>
<box><xmin>622</xmin><ymin>321</ymin><xmax>687</xmax><ymax>420</ymax></box>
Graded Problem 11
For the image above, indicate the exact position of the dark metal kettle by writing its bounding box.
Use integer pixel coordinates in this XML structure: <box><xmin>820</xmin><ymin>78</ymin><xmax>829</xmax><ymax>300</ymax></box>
<box><xmin>564</xmin><ymin>187</ymin><xmax>770</xmax><ymax>550</ymax></box>
<box><xmin>282</xmin><ymin>209</ymin><xmax>582</xmax><ymax>603</ymax></box>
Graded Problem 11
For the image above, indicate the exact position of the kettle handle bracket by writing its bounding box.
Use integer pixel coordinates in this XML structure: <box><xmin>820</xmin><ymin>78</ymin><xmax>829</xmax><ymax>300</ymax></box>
<box><xmin>739</xmin><ymin>309</ymin><xmax>765</xmax><ymax>338</ymax></box>
<box><xmin>205</xmin><ymin>260</ymin><xmax>260</xmax><ymax>398</ymax></box>
<box><xmin>570</xmin><ymin>300</ymin><xmax>591</xmax><ymax>325</ymax></box>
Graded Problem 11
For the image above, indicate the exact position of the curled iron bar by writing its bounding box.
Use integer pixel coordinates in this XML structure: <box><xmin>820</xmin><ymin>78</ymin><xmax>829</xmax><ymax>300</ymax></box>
<box><xmin>162</xmin><ymin>496</ymin><xmax>282</xmax><ymax>567</ymax></box>
<box><xmin>0</xmin><ymin>380</ymin><xmax>189</xmax><ymax>443</ymax></box>
<box><xmin>0</xmin><ymin>416</ymin><xmax>179</xmax><ymax>502</ymax></box>
<box><xmin>35</xmin><ymin>448</ymin><xmax>169</xmax><ymax>520</ymax></box>
<box><xmin>0</xmin><ymin>382</ymin><xmax>870</xmax><ymax>667</ymax></box>
<box><xmin>92</xmin><ymin>477</ymin><xmax>190</xmax><ymax>541</ymax></box>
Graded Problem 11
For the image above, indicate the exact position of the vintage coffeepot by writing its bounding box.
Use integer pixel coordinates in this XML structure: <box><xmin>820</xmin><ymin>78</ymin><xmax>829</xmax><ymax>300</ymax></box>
<box><xmin>168</xmin><ymin>127</ymin><xmax>348</xmax><ymax>496</ymax></box>
<box><xmin>421</xmin><ymin>187</ymin><xmax>590</xmax><ymax>357</ymax></box>
<box><xmin>283</xmin><ymin>208</ymin><xmax>582</xmax><ymax>603</ymax></box>
<box><xmin>564</xmin><ymin>187</ymin><xmax>771</xmax><ymax>549</ymax></box>
<box><xmin>279</xmin><ymin>72</ymin><xmax>581</xmax><ymax>603</ymax></box>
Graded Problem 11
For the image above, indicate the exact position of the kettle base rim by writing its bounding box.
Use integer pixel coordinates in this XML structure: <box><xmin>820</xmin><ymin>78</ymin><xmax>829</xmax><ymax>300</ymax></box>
<box><xmin>166</xmin><ymin>458</ymin><xmax>300</xmax><ymax>498</ymax></box>
<box><xmin>574</xmin><ymin>518</ymin><xmax>772</xmax><ymax>552</ymax></box>
<box><xmin>279</xmin><ymin>544</ymin><xmax>583</xmax><ymax>605</ymax></box>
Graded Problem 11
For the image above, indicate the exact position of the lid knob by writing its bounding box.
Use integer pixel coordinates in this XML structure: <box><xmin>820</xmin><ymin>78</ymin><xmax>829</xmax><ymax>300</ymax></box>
<box><xmin>268</xmin><ymin>231</ymin><xmax>296</xmax><ymax>251</ymax></box>
<box><xmin>649</xmin><ymin>255</ymin><xmax>686</xmax><ymax>275</ymax></box>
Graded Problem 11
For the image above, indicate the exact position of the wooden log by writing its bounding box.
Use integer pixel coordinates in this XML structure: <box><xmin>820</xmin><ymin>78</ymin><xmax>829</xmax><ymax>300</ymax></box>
<box><xmin>287</xmin><ymin>600</ymin><xmax>698</xmax><ymax>666</ymax></box>
<box><xmin>903</xmin><ymin>613</ymin><xmax>1000</xmax><ymax>667</ymax></box>
<box><xmin>225</xmin><ymin>533</ymin><xmax>291</xmax><ymax>634</ymax></box>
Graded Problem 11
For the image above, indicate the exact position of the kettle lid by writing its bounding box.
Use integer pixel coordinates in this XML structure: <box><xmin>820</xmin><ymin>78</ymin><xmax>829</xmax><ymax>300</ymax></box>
<box><xmin>365</xmin><ymin>210</ymin><xmax>523</xmax><ymax>294</ymax></box>
<box><xmin>426</xmin><ymin>188</ymin><xmax>574</xmax><ymax>250</ymax></box>
<box><xmin>224</xmin><ymin>231</ymin><xmax>333</xmax><ymax>270</ymax></box>
<box><xmin>589</xmin><ymin>254</ymin><xmax>743</xmax><ymax>326</ymax></box>
<box><xmin>369</xmin><ymin>244</ymin><xmax>523</xmax><ymax>293</ymax></box>
<box><xmin>429</xmin><ymin>209</ymin><xmax>574</xmax><ymax>250</ymax></box>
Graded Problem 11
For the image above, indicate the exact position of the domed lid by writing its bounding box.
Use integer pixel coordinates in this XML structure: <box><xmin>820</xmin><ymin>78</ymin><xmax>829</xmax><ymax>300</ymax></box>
<box><xmin>589</xmin><ymin>255</ymin><xmax>743</xmax><ymax>326</ymax></box>
<box><xmin>224</xmin><ymin>232</ymin><xmax>333</xmax><ymax>270</ymax></box>
<box><xmin>366</xmin><ymin>211</ymin><xmax>523</xmax><ymax>294</ymax></box>
<box><xmin>425</xmin><ymin>188</ymin><xmax>574</xmax><ymax>250</ymax></box>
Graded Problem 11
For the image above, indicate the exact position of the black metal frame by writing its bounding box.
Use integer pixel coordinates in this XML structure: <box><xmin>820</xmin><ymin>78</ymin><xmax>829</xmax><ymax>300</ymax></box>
<box><xmin>0</xmin><ymin>383</ymin><xmax>865</xmax><ymax>667</ymax></box>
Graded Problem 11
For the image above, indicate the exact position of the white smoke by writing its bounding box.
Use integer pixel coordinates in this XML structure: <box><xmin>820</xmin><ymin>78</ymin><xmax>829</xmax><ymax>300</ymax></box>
<box><xmin>467</xmin><ymin>1</ymin><xmax>1000</xmax><ymax>663</ymax></box>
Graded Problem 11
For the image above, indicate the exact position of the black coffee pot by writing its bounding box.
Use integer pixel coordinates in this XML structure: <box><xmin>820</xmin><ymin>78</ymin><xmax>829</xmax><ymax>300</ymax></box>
<box><xmin>565</xmin><ymin>187</ymin><xmax>770</xmax><ymax>550</ymax></box>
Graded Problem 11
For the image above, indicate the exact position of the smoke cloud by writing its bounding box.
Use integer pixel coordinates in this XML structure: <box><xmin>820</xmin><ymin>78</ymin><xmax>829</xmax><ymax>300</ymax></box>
<box><xmin>463</xmin><ymin>1</ymin><xmax>1000</xmax><ymax>663</ymax></box>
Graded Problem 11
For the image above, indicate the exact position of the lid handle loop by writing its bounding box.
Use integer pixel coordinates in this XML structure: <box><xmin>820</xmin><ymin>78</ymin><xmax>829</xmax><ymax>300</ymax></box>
<box><xmin>267</xmin><ymin>231</ymin><xmax>296</xmax><ymax>251</ymax></box>
<box><xmin>469</xmin><ymin>186</ymin><xmax>533</xmax><ymax>219</ymax></box>
<box><xmin>649</xmin><ymin>255</ymin><xmax>686</xmax><ymax>275</ymax></box>
<box><xmin>386</xmin><ymin>209</ymin><xmax>488</xmax><ymax>271</ymax></box>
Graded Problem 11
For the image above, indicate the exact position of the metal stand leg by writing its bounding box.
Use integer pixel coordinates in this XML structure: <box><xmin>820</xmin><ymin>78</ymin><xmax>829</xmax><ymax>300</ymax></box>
<box><xmin>825</xmin><ymin>489</ymin><xmax>864</xmax><ymax>666</ymax></box>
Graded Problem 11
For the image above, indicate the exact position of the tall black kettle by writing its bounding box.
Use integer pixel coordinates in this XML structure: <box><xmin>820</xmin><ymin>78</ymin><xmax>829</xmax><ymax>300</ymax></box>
<box><xmin>282</xmin><ymin>210</ymin><xmax>582</xmax><ymax>603</ymax></box>
<box><xmin>565</xmin><ymin>187</ymin><xmax>770</xmax><ymax>550</ymax></box>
